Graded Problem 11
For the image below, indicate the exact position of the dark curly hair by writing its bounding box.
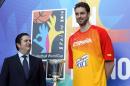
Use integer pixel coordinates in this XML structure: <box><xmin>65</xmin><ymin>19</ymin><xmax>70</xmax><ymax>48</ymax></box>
<box><xmin>74</xmin><ymin>2</ymin><xmax>90</xmax><ymax>13</ymax></box>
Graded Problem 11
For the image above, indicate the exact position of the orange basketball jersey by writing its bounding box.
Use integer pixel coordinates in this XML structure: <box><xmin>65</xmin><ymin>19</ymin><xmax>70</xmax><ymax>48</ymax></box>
<box><xmin>68</xmin><ymin>25</ymin><xmax>114</xmax><ymax>86</ymax></box>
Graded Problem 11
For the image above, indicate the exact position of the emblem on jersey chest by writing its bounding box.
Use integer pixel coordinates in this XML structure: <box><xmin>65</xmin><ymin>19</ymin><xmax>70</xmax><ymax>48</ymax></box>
<box><xmin>76</xmin><ymin>54</ymin><xmax>89</xmax><ymax>68</ymax></box>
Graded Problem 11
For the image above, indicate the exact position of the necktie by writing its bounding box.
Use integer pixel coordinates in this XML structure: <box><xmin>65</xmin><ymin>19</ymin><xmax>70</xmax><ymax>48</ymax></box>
<box><xmin>22</xmin><ymin>55</ymin><xmax>29</xmax><ymax>79</ymax></box>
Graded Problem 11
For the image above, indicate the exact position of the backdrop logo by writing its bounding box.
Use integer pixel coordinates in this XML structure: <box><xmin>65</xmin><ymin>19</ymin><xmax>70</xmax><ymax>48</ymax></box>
<box><xmin>111</xmin><ymin>58</ymin><xmax>130</xmax><ymax>80</ymax></box>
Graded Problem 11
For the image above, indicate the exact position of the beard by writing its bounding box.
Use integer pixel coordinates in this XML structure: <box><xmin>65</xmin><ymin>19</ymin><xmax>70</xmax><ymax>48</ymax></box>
<box><xmin>77</xmin><ymin>17</ymin><xmax>89</xmax><ymax>26</ymax></box>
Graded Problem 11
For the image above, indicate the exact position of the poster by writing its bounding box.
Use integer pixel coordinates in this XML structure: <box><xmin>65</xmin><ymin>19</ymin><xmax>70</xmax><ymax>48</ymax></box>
<box><xmin>31</xmin><ymin>9</ymin><xmax>66</xmax><ymax>79</ymax></box>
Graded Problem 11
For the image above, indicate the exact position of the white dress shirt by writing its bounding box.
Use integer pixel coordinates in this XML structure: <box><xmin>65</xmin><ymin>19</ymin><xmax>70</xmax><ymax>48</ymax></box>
<box><xmin>18</xmin><ymin>51</ymin><xmax>30</xmax><ymax>69</ymax></box>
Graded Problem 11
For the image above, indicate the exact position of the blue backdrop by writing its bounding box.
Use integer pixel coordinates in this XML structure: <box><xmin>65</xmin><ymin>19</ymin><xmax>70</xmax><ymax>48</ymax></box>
<box><xmin>0</xmin><ymin>0</ymin><xmax>130</xmax><ymax>86</ymax></box>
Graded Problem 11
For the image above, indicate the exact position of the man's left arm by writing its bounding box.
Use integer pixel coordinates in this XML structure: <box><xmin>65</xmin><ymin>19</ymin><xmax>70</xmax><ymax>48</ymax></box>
<box><xmin>99</xmin><ymin>28</ymin><xmax>114</xmax><ymax>79</ymax></box>
<box><xmin>105</xmin><ymin>61</ymin><xmax>114</xmax><ymax>79</ymax></box>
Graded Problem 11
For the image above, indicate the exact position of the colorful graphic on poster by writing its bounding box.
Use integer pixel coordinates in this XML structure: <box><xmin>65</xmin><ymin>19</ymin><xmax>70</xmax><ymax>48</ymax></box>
<box><xmin>31</xmin><ymin>9</ymin><xmax>66</xmax><ymax>60</ymax></box>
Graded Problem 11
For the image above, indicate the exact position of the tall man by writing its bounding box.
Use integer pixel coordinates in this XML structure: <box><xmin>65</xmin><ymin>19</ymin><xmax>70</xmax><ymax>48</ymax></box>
<box><xmin>0</xmin><ymin>33</ymin><xmax>46</xmax><ymax>86</ymax></box>
<box><xmin>68</xmin><ymin>2</ymin><xmax>114</xmax><ymax>86</ymax></box>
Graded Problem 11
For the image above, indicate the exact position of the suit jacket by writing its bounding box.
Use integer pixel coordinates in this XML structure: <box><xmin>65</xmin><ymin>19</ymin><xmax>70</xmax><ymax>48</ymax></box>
<box><xmin>0</xmin><ymin>54</ymin><xmax>46</xmax><ymax>86</ymax></box>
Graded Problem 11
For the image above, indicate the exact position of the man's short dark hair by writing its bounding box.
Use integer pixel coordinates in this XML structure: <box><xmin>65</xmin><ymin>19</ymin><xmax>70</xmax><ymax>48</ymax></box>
<box><xmin>74</xmin><ymin>2</ymin><xmax>90</xmax><ymax>13</ymax></box>
<box><xmin>15</xmin><ymin>33</ymin><xmax>30</xmax><ymax>50</ymax></box>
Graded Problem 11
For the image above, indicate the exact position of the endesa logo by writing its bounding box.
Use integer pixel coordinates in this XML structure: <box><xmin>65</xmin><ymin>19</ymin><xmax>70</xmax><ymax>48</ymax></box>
<box><xmin>73</xmin><ymin>38</ymin><xmax>92</xmax><ymax>47</ymax></box>
<box><xmin>76</xmin><ymin>55</ymin><xmax>89</xmax><ymax>68</ymax></box>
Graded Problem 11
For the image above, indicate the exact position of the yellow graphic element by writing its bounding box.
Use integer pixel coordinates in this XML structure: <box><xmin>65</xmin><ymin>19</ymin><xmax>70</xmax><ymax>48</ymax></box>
<box><xmin>47</xmin><ymin>15</ymin><xmax>64</xmax><ymax>52</ymax></box>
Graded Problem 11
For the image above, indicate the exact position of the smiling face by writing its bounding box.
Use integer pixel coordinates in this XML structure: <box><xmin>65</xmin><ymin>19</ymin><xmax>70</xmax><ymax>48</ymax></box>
<box><xmin>75</xmin><ymin>7</ymin><xmax>90</xmax><ymax>27</ymax></box>
<box><xmin>17</xmin><ymin>35</ymin><xmax>31</xmax><ymax>55</ymax></box>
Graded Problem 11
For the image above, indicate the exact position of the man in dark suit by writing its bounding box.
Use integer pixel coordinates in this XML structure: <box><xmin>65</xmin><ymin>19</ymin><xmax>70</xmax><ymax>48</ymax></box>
<box><xmin>0</xmin><ymin>33</ymin><xmax>46</xmax><ymax>86</ymax></box>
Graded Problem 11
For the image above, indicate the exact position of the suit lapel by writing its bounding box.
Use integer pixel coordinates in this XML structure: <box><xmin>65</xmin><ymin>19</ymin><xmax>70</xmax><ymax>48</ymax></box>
<box><xmin>14</xmin><ymin>54</ymin><xmax>26</xmax><ymax>79</ymax></box>
<box><xmin>28</xmin><ymin>55</ymin><xmax>35</xmax><ymax>79</ymax></box>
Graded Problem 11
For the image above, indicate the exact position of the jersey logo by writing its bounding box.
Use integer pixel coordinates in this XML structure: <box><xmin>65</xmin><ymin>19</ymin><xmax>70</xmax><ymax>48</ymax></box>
<box><xmin>76</xmin><ymin>54</ymin><xmax>89</xmax><ymax>68</ymax></box>
<box><xmin>73</xmin><ymin>38</ymin><xmax>92</xmax><ymax>47</ymax></box>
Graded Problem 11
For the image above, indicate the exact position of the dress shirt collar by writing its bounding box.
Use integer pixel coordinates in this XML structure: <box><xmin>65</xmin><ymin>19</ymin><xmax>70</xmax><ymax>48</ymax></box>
<box><xmin>18</xmin><ymin>51</ymin><xmax>29</xmax><ymax>58</ymax></box>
